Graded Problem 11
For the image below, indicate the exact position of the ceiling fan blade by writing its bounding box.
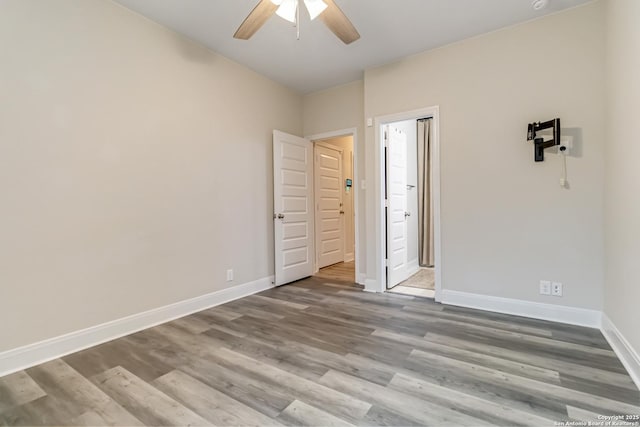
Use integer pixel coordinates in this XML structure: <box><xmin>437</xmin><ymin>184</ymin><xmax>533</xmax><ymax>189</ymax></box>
<box><xmin>234</xmin><ymin>0</ymin><xmax>279</xmax><ymax>40</ymax></box>
<box><xmin>319</xmin><ymin>0</ymin><xmax>360</xmax><ymax>45</ymax></box>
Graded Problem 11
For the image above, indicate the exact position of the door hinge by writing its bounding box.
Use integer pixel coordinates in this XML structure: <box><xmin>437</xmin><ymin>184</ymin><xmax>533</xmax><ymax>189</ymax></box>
<box><xmin>384</xmin><ymin>259</ymin><xmax>389</xmax><ymax>267</ymax></box>
<box><xmin>384</xmin><ymin>199</ymin><xmax>389</xmax><ymax>208</ymax></box>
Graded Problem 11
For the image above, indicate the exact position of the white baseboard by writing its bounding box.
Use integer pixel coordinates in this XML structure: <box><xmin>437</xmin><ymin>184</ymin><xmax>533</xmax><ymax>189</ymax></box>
<box><xmin>357</xmin><ymin>273</ymin><xmax>367</xmax><ymax>286</ymax></box>
<box><xmin>364</xmin><ymin>278</ymin><xmax>379</xmax><ymax>292</ymax></box>
<box><xmin>440</xmin><ymin>290</ymin><xmax>602</xmax><ymax>328</ymax></box>
<box><xmin>0</xmin><ymin>276</ymin><xmax>274</xmax><ymax>377</ymax></box>
<box><xmin>601</xmin><ymin>313</ymin><xmax>640</xmax><ymax>390</ymax></box>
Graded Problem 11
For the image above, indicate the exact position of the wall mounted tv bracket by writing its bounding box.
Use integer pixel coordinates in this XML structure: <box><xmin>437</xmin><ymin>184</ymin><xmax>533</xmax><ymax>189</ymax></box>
<box><xmin>527</xmin><ymin>118</ymin><xmax>561</xmax><ymax>162</ymax></box>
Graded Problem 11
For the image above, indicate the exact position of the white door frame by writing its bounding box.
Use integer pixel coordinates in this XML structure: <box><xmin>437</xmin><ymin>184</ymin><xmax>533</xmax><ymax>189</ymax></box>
<box><xmin>373</xmin><ymin>107</ymin><xmax>442</xmax><ymax>301</ymax></box>
<box><xmin>306</xmin><ymin>128</ymin><xmax>362</xmax><ymax>285</ymax></box>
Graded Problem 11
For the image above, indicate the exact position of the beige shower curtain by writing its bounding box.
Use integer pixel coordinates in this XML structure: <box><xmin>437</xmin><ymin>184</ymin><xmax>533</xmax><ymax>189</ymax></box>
<box><xmin>418</xmin><ymin>118</ymin><xmax>434</xmax><ymax>267</ymax></box>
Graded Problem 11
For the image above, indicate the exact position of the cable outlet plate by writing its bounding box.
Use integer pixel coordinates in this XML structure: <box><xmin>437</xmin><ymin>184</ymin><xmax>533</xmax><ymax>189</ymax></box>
<box><xmin>551</xmin><ymin>282</ymin><xmax>563</xmax><ymax>297</ymax></box>
<box><xmin>539</xmin><ymin>280</ymin><xmax>551</xmax><ymax>295</ymax></box>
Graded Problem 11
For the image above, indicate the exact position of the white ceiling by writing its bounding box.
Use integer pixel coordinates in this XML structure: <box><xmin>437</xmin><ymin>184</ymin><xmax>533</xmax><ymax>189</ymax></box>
<box><xmin>114</xmin><ymin>0</ymin><xmax>592</xmax><ymax>93</ymax></box>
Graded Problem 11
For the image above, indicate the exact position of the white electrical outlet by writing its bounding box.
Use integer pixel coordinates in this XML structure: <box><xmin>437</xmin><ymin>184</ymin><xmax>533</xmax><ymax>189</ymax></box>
<box><xmin>539</xmin><ymin>280</ymin><xmax>551</xmax><ymax>295</ymax></box>
<box><xmin>226</xmin><ymin>269</ymin><xmax>234</xmax><ymax>282</ymax></box>
<box><xmin>558</xmin><ymin>136</ymin><xmax>573</xmax><ymax>155</ymax></box>
<box><xmin>551</xmin><ymin>282</ymin><xmax>563</xmax><ymax>297</ymax></box>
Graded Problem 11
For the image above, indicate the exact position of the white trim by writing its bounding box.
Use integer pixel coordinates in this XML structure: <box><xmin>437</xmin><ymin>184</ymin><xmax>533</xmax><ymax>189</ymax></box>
<box><xmin>440</xmin><ymin>289</ymin><xmax>602</xmax><ymax>328</ymax></box>
<box><xmin>364</xmin><ymin>278</ymin><xmax>379</xmax><ymax>293</ymax></box>
<box><xmin>358</xmin><ymin>273</ymin><xmax>367</xmax><ymax>285</ymax></box>
<box><xmin>306</xmin><ymin>127</ymin><xmax>361</xmax><ymax>284</ymax></box>
<box><xmin>373</xmin><ymin>107</ymin><xmax>442</xmax><ymax>301</ymax></box>
<box><xmin>0</xmin><ymin>276</ymin><xmax>274</xmax><ymax>377</ymax></box>
<box><xmin>601</xmin><ymin>313</ymin><xmax>640</xmax><ymax>390</ymax></box>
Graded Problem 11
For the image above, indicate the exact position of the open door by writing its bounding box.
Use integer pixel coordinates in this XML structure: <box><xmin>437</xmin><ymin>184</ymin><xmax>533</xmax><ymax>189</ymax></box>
<box><xmin>273</xmin><ymin>130</ymin><xmax>315</xmax><ymax>286</ymax></box>
<box><xmin>386</xmin><ymin>125</ymin><xmax>410</xmax><ymax>288</ymax></box>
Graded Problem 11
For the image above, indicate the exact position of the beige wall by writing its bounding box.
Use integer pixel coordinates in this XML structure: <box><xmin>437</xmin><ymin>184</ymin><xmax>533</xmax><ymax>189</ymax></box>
<box><xmin>303</xmin><ymin>81</ymin><xmax>365</xmax><ymax>280</ymax></box>
<box><xmin>303</xmin><ymin>81</ymin><xmax>365</xmax><ymax>138</ymax></box>
<box><xmin>364</xmin><ymin>2</ymin><xmax>606</xmax><ymax>308</ymax></box>
<box><xmin>0</xmin><ymin>0</ymin><xmax>302</xmax><ymax>352</ymax></box>
<box><xmin>604</xmin><ymin>0</ymin><xmax>640</xmax><ymax>354</ymax></box>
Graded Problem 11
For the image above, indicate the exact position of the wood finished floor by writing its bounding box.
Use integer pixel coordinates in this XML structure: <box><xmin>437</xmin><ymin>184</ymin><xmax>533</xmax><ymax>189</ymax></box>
<box><xmin>1</xmin><ymin>275</ymin><xmax>639</xmax><ymax>426</ymax></box>
<box><xmin>314</xmin><ymin>261</ymin><xmax>355</xmax><ymax>283</ymax></box>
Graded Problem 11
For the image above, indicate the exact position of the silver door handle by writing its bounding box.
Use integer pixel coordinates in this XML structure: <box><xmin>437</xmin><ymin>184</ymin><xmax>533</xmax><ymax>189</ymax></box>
<box><xmin>404</xmin><ymin>211</ymin><xmax>411</xmax><ymax>217</ymax></box>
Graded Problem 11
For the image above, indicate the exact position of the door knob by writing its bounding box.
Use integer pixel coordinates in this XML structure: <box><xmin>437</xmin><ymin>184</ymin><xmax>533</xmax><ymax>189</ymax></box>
<box><xmin>404</xmin><ymin>211</ymin><xmax>411</xmax><ymax>217</ymax></box>
<box><xmin>277</xmin><ymin>213</ymin><xmax>285</xmax><ymax>219</ymax></box>
<box><xmin>340</xmin><ymin>211</ymin><xmax>345</xmax><ymax>214</ymax></box>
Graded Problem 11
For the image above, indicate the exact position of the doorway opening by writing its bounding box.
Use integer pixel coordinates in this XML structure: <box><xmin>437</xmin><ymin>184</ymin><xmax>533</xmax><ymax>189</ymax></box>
<box><xmin>313</xmin><ymin>136</ymin><xmax>355</xmax><ymax>283</ymax></box>
<box><xmin>371</xmin><ymin>107</ymin><xmax>441</xmax><ymax>301</ymax></box>
<box><xmin>272</xmin><ymin>128</ymin><xmax>360</xmax><ymax>288</ymax></box>
<box><xmin>384</xmin><ymin>118</ymin><xmax>435</xmax><ymax>298</ymax></box>
<box><xmin>307</xmin><ymin>128</ymin><xmax>360</xmax><ymax>285</ymax></box>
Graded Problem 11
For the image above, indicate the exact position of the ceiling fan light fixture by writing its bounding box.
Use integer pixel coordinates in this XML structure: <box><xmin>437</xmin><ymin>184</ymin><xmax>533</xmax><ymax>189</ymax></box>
<box><xmin>273</xmin><ymin>0</ymin><xmax>327</xmax><ymax>24</ymax></box>
<box><xmin>304</xmin><ymin>0</ymin><xmax>328</xmax><ymax>20</ymax></box>
<box><xmin>275</xmin><ymin>0</ymin><xmax>297</xmax><ymax>23</ymax></box>
<box><xmin>234</xmin><ymin>0</ymin><xmax>359</xmax><ymax>45</ymax></box>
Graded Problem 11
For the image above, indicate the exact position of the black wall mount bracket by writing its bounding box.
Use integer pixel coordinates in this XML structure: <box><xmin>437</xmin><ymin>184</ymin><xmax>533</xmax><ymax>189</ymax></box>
<box><xmin>527</xmin><ymin>118</ymin><xmax>561</xmax><ymax>162</ymax></box>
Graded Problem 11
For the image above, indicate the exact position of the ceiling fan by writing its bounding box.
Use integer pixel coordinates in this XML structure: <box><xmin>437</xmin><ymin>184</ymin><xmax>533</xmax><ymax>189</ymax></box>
<box><xmin>234</xmin><ymin>0</ymin><xmax>360</xmax><ymax>45</ymax></box>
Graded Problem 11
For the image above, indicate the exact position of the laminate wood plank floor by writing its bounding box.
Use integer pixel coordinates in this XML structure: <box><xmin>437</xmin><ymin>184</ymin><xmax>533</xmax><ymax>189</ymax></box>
<box><xmin>1</xmin><ymin>275</ymin><xmax>639</xmax><ymax>426</ymax></box>
<box><xmin>314</xmin><ymin>262</ymin><xmax>356</xmax><ymax>283</ymax></box>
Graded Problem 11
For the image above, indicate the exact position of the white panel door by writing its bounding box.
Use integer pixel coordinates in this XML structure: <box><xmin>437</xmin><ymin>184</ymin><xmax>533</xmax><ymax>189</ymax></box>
<box><xmin>386</xmin><ymin>126</ymin><xmax>410</xmax><ymax>288</ymax></box>
<box><xmin>315</xmin><ymin>144</ymin><xmax>344</xmax><ymax>268</ymax></box>
<box><xmin>273</xmin><ymin>130</ymin><xmax>314</xmax><ymax>286</ymax></box>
